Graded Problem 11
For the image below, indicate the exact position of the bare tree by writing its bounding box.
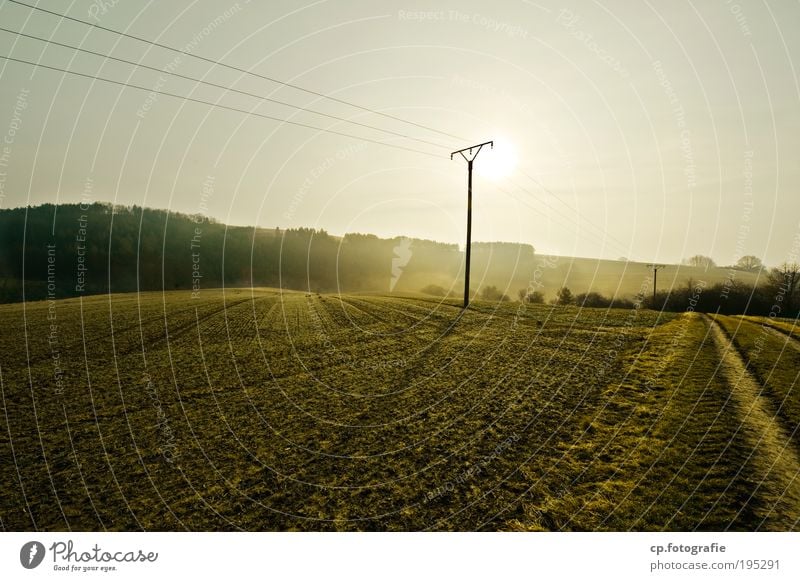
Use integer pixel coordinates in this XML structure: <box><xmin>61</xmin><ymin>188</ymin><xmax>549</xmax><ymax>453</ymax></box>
<box><xmin>683</xmin><ymin>255</ymin><xmax>717</xmax><ymax>269</ymax></box>
<box><xmin>766</xmin><ymin>262</ymin><xmax>800</xmax><ymax>315</ymax></box>
<box><xmin>736</xmin><ymin>255</ymin><xmax>763</xmax><ymax>271</ymax></box>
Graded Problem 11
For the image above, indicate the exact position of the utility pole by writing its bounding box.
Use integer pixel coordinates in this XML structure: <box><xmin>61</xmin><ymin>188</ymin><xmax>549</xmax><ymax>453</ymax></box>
<box><xmin>646</xmin><ymin>264</ymin><xmax>666</xmax><ymax>303</ymax></box>
<box><xmin>451</xmin><ymin>141</ymin><xmax>493</xmax><ymax>309</ymax></box>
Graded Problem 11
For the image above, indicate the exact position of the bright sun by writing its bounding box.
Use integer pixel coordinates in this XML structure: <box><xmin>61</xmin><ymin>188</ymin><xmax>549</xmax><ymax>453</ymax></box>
<box><xmin>477</xmin><ymin>141</ymin><xmax>518</xmax><ymax>181</ymax></box>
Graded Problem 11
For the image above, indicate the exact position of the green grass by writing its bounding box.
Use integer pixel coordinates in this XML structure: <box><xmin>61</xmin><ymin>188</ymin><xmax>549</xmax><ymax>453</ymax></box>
<box><xmin>509</xmin><ymin>313</ymin><xmax>799</xmax><ymax>530</ymax></box>
<box><xmin>713</xmin><ymin>315</ymin><xmax>800</xmax><ymax>445</ymax></box>
<box><xmin>737</xmin><ymin>314</ymin><xmax>800</xmax><ymax>341</ymax></box>
<box><xmin>1</xmin><ymin>290</ymin><xmax>797</xmax><ymax>531</ymax></box>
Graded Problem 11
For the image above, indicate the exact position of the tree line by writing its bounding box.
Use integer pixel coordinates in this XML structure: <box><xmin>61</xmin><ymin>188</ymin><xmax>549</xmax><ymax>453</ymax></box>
<box><xmin>2</xmin><ymin>203</ymin><xmax>795</xmax><ymax>319</ymax></box>
<box><xmin>518</xmin><ymin>266</ymin><xmax>800</xmax><ymax>319</ymax></box>
<box><xmin>0</xmin><ymin>203</ymin><xmax>530</xmax><ymax>303</ymax></box>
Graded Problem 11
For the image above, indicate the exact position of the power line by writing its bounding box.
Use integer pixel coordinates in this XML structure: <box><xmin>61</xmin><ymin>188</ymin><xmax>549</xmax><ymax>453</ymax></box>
<box><xmin>0</xmin><ymin>26</ymin><xmax>455</xmax><ymax>152</ymax></box>
<box><xmin>515</xmin><ymin>168</ymin><xmax>637</xmax><ymax>259</ymax></box>
<box><xmin>0</xmin><ymin>54</ymin><xmax>443</xmax><ymax>158</ymax></box>
<box><xmin>518</xmin><ymin>167</ymin><xmax>581</xmax><ymax>214</ymax></box>
<box><xmin>498</xmin><ymin>180</ymin><xmax>639</xmax><ymax>261</ymax></box>
<box><xmin>4</xmin><ymin>1</ymin><xmax>649</xmax><ymax>260</ymax></box>
<box><xmin>3</xmin><ymin>1</ymin><xmax>648</xmax><ymax>254</ymax></box>
<box><xmin>493</xmin><ymin>184</ymin><xmax>636</xmax><ymax>261</ymax></box>
<box><xmin>515</xmin><ymin>181</ymin><xmax>638</xmax><ymax>260</ymax></box>
<box><xmin>2</xmin><ymin>46</ymin><xmax>636</xmax><ymax>257</ymax></box>
<box><xmin>7</xmin><ymin>0</ymin><xmax>468</xmax><ymax>143</ymax></box>
<box><xmin>2</xmin><ymin>45</ymin><xmax>637</xmax><ymax>264</ymax></box>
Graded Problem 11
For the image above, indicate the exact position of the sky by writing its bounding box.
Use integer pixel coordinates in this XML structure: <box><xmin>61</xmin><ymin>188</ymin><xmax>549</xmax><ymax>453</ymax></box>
<box><xmin>0</xmin><ymin>0</ymin><xmax>798</xmax><ymax>266</ymax></box>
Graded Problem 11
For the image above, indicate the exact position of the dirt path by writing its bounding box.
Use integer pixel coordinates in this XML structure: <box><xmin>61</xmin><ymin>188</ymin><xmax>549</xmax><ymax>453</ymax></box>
<box><xmin>705</xmin><ymin>315</ymin><xmax>800</xmax><ymax>529</ymax></box>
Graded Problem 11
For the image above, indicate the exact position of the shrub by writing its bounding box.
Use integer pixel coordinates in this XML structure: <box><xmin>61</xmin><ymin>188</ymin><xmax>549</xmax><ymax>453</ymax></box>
<box><xmin>555</xmin><ymin>286</ymin><xmax>574</xmax><ymax>306</ymax></box>
<box><xmin>519</xmin><ymin>289</ymin><xmax>545</xmax><ymax>304</ymax></box>
<box><xmin>420</xmin><ymin>284</ymin><xmax>447</xmax><ymax>297</ymax></box>
<box><xmin>480</xmin><ymin>285</ymin><xmax>510</xmax><ymax>302</ymax></box>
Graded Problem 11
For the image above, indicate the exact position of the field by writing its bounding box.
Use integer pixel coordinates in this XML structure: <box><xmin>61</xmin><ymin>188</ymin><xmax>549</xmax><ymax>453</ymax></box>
<box><xmin>1</xmin><ymin>289</ymin><xmax>799</xmax><ymax>531</ymax></box>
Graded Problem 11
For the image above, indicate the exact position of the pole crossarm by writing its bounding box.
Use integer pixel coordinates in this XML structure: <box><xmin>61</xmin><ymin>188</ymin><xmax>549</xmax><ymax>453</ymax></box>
<box><xmin>451</xmin><ymin>140</ymin><xmax>493</xmax><ymax>162</ymax></box>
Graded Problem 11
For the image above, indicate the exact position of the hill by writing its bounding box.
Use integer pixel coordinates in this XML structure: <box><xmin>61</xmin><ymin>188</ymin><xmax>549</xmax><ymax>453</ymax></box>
<box><xmin>0</xmin><ymin>202</ymin><xmax>767</xmax><ymax>307</ymax></box>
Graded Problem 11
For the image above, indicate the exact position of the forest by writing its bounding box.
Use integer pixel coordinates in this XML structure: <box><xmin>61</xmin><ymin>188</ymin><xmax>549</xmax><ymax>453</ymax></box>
<box><xmin>0</xmin><ymin>202</ymin><xmax>529</xmax><ymax>303</ymax></box>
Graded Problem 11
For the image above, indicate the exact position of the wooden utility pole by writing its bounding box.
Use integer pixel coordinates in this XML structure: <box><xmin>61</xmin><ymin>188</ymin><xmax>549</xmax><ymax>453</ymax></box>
<box><xmin>646</xmin><ymin>263</ymin><xmax>666</xmax><ymax>302</ymax></box>
<box><xmin>451</xmin><ymin>141</ymin><xmax>493</xmax><ymax>309</ymax></box>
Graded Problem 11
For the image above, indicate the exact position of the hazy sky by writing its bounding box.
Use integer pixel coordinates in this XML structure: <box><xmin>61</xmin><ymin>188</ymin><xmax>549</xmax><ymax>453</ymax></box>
<box><xmin>0</xmin><ymin>0</ymin><xmax>798</xmax><ymax>266</ymax></box>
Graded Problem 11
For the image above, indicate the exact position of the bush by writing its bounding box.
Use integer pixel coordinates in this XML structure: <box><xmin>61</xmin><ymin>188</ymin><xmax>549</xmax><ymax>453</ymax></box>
<box><xmin>480</xmin><ymin>285</ymin><xmax>510</xmax><ymax>302</ymax></box>
<box><xmin>554</xmin><ymin>286</ymin><xmax>574</xmax><ymax>306</ymax></box>
<box><xmin>420</xmin><ymin>284</ymin><xmax>447</xmax><ymax>297</ymax></box>
<box><xmin>575</xmin><ymin>292</ymin><xmax>611</xmax><ymax>308</ymax></box>
<box><xmin>519</xmin><ymin>289</ymin><xmax>544</xmax><ymax>305</ymax></box>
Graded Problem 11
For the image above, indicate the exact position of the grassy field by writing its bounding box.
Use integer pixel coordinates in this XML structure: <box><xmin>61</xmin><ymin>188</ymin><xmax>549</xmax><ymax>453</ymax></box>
<box><xmin>1</xmin><ymin>289</ymin><xmax>798</xmax><ymax>531</ymax></box>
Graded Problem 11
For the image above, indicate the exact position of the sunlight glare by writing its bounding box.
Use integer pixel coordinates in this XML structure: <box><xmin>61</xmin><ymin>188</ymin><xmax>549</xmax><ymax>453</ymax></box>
<box><xmin>477</xmin><ymin>140</ymin><xmax>518</xmax><ymax>181</ymax></box>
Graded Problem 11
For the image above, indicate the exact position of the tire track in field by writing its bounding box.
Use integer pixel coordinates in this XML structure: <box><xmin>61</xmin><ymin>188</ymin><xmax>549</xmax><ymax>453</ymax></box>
<box><xmin>337</xmin><ymin>296</ymin><xmax>457</xmax><ymax>334</ymax></box>
<box><xmin>184</xmin><ymin>296</ymin><xmax>520</xmax><ymax>526</ymax></box>
<box><xmin>247</xmin><ymin>294</ymin><xmax>436</xmax><ymax>428</ymax></box>
<box><xmin>120</xmin><ymin>296</ymin><xmax>256</xmax><ymax>356</ymax></box>
<box><xmin>714</xmin><ymin>316</ymin><xmax>800</xmax><ymax>442</ymax></box>
<box><xmin>333</xmin><ymin>297</ymin><xmax>503</xmax><ymax>403</ymax></box>
<box><xmin>308</xmin><ymin>294</ymin><xmax>463</xmax><ymax>402</ymax></box>
<box><xmin>254</xmin><ymin>299</ymin><xmax>284</xmax><ymax>338</ymax></box>
<box><xmin>737</xmin><ymin>315</ymin><xmax>800</xmax><ymax>340</ymax></box>
<box><xmin>248</xmin><ymin>297</ymin><xmax>470</xmax><ymax>504</ymax></box>
<box><xmin>315</xmin><ymin>296</ymin><xmax>439</xmax><ymax>361</ymax></box>
<box><xmin>755</xmin><ymin>319</ymin><xmax>800</xmax><ymax>354</ymax></box>
<box><xmin>225</xmin><ymin>293</ymin><xmax>433</xmax><ymax>515</ymax></box>
<box><xmin>318</xmin><ymin>296</ymin><xmax>391</xmax><ymax>332</ymax></box>
<box><xmin>248</xmin><ymin>304</ymin><xmax>413</xmax><ymax>389</ymax></box>
<box><xmin>333</xmin><ymin>296</ymin><xmax>467</xmax><ymax>348</ymax></box>
<box><xmin>705</xmin><ymin>315</ymin><xmax>800</xmax><ymax>529</ymax></box>
<box><xmin>18</xmin><ymin>300</ymin><xmax>211</xmax><ymax>367</ymax></box>
<box><xmin>382</xmin><ymin>296</ymin><xmax>465</xmax><ymax>319</ymax></box>
<box><xmin>334</xmin><ymin>296</ymin><xmax>422</xmax><ymax>330</ymax></box>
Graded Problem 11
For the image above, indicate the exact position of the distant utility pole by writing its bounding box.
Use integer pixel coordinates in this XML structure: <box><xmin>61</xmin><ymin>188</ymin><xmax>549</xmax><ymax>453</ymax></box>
<box><xmin>646</xmin><ymin>264</ymin><xmax>666</xmax><ymax>302</ymax></box>
<box><xmin>451</xmin><ymin>140</ymin><xmax>493</xmax><ymax>309</ymax></box>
